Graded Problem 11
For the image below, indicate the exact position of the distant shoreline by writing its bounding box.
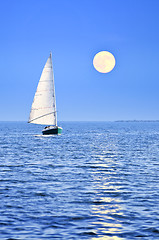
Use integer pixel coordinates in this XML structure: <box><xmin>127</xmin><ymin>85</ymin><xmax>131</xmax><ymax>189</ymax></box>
<box><xmin>115</xmin><ymin>120</ymin><xmax>159</xmax><ymax>122</ymax></box>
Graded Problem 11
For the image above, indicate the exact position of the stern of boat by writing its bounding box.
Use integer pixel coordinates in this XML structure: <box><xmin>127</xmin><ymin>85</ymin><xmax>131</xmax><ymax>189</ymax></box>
<box><xmin>42</xmin><ymin>126</ymin><xmax>62</xmax><ymax>135</ymax></box>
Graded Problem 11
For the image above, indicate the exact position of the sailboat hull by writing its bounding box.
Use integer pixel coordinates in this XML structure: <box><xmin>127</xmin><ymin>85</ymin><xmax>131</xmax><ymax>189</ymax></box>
<box><xmin>42</xmin><ymin>126</ymin><xmax>62</xmax><ymax>135</ymax></box>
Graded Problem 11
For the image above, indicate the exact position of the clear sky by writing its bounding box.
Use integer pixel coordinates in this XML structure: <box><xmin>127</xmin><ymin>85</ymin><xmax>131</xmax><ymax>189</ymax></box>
<box><xmin>1</xmin><ymin>0</ymin><xmax>159</xmax><ymax>121</ymax></box>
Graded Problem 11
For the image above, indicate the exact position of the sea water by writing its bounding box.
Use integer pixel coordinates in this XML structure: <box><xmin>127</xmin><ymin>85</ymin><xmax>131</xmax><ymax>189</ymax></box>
<box><xmin>0</xmin><ymin>121</ymin><xmax>159</xmax><ymax>239</ymax></box>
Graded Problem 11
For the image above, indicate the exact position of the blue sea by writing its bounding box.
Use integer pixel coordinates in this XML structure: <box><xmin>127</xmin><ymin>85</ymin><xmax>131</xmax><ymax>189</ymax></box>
<box><xmin>0</xmin><ymin>121</ymin><xmax>159</xmax><ymax>239</ymax></box>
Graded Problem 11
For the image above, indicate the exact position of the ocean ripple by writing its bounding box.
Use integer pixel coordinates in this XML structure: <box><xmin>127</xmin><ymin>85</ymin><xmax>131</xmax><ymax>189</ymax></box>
<box><xmin>0</xmin><ymin>121</ymin><xmax>159</xmax><ymax>239</ymax></box>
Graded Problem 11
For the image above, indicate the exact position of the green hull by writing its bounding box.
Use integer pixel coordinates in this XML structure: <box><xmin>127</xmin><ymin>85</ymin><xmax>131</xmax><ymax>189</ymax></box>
<box><xmin>57</xmin><ymin>127</ymin><xmax>62</xmax><ymax>134</ymax></box>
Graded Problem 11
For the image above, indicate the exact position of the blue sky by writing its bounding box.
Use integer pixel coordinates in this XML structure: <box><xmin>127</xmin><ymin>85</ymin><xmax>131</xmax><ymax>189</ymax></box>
<box><xmin>0</xmin><ymin>0</ymin><xmax>159</xmax><ymax>121</ymax></box>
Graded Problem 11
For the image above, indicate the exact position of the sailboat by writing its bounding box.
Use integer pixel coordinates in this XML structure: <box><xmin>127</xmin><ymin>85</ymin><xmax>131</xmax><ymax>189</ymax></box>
<box><xmin>28</xmin><ymin>52</ymin><xmax>62</xmax><ymax>135</ymax></box>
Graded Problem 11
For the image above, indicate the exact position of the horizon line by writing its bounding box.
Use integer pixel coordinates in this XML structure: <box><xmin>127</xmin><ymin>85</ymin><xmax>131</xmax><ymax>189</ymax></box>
<box><xmin>1</xmin><ymin>120</ymin><xmax>159</xmax><ymax>123</ymax></box>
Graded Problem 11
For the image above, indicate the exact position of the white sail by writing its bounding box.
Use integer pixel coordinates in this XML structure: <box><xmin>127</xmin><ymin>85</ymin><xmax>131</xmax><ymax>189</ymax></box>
<box><xmin>29</xmin><ymin>53</ymin><xmax>57</xmax><ymax>125</ymax></box>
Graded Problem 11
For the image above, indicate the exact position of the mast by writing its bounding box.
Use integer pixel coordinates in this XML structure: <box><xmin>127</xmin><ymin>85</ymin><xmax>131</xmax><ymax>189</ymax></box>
<box><xmin>50</xmin><ymin>51</ymin><xmax>57</xmax><ymax>126</ymax></box>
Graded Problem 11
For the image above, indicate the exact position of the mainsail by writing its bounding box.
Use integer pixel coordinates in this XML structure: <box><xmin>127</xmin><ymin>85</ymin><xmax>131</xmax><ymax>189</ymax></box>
<box><xmin>28</xmin><ymin>53</ymin><xmax>57</xmax><ymax>125</ymax></box>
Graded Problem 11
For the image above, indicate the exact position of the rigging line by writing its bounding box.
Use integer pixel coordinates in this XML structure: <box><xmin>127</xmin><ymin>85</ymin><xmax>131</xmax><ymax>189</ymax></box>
<box><xmin>31</xmin><ymin>107</ymin><xmax>53</xmax><ymax>110</ymax></box>
<box><xmin>35</xmin><ymin>90</ymin><xmax>53</xmax><ymax>92</ymax></box>
<box><xmin>38</xmin><ymin>80</ymin><xmax>52</xmax><ymax>82</ymax></box>
<box><xmin>28</xmin><ymin>111</ymin><xmax>57</xmax><ymax>123</ymax></box>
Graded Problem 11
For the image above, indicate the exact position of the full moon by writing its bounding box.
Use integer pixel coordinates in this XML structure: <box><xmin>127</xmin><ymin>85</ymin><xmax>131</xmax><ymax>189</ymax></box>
<box><xmin>93</xmin><ymin>51</ymin><xmax>115</xmax><ymax>73</ymax></box>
